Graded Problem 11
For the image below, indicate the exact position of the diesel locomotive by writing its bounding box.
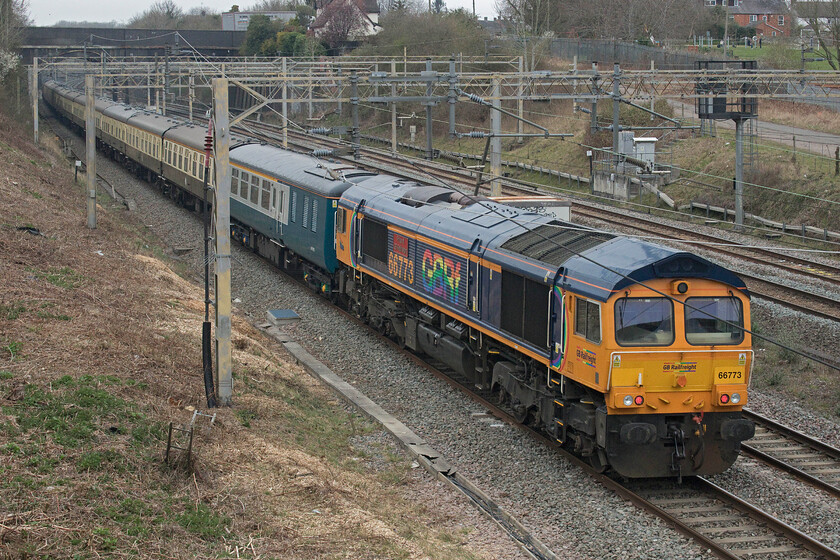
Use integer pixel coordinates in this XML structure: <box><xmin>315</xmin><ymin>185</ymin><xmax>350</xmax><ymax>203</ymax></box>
<box><xmin>43</xmin><ymin>80</ymin><xmax>756</xmax><ymax>479</ymax></box>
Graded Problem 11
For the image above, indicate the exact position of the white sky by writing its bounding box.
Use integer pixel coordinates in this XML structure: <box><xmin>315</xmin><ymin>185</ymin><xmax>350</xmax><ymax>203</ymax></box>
<box><xmin>27</xmin><ymin>0</ymin><xmax>500</xmax><ymax>27</ymax></box>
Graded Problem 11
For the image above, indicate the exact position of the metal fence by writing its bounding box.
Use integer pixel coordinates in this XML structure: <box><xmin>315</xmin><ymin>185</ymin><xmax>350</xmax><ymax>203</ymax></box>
<box><xmin>549</xmin><ymin>38</ymin><xmax>710</xmax><ymax>70</ymax></box>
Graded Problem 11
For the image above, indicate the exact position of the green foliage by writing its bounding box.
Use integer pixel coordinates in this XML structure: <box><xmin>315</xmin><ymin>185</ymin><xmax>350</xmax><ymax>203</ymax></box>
<box><xmin>30</xmin><ymin>266</ymin><xmax>84</xmax><ymax>289</ymax></box>
<box><xmin>11</xmin><ymin>381</ymin><xmax>155</xmax><ymax>450</ymax></box>
<box><xmin>240</xmin><ymin>15</ymin><xmax>280</xmax><ymax>55</ymax></box>
<box><xmin>0</xmin><ymin>303</ymin><xmax>26</xmax><ymax>320</ymax></box>
<box><xmin>235</xmin><ymin>408</ymin><xmax>257</xmax><ymax>427</ymax></box>
<box><xmin>240</xmin><ymin>14</ymin><xmax>325</xmax><ymax>57</ymax></box>
<box><xmin>176</xmin><ymin>503</ymin><xmax>230</xmax><ymax>539</ymax></box>
<box><xmin>2</xmin><ymin>339</ymin><xmax>22</xmax><ymax>360</ymax></box>
<box><xmin>77</xmin><ymin>450</ymin><xmax>125</xmax><ymax>472</ymax></box>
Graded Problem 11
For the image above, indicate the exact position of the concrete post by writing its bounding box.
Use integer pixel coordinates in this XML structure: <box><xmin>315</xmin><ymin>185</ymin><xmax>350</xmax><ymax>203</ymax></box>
<box><xmin>391</xmin><ymin>61</ymin><xmax>397</xmax><ymax>154</ymax></box>
<box><xmin>448</xmin><ymin>57</ymin><xmax>456</xmax><ymax>138</ymax></box>
<box><xmin>85</xmin><ymin>74</ymin><xmax>96</xmax><ymax>229</ymax></box>
<box><xmin>212</xmin><ymin>78</ymin><xmax>233</xmax><ymax>406</ymax></box>
<box><xmin>517</xmin><ymin>55</ymin><xmax>524</xmax><ymax>143</ymax></box>
<box><xmin>189</xmin><ymin>70</ymin><xmax>194</xmax><ymax>121</ymax></box>
<box><xmin>351</xmin><ymin>71</ymin><xmax>360</xmax><ymax>160</ymax></box>
<box><xmin>31</xmin><ymin>58</ymin><xmax>38</xmax><ymax>145</ymax></box>
<box><xmin>282</xmin><ymin>58</ymin><xmax>288</xmax><ymax>148</ymax></box>
<box><xmin>591</xmin><ymin>62</ymin><xmax>599</xmax><ymax>135</ymax></box>
<box><xmin>490</xmin><ymin>77</ymin><xmax>502</xmax><ymax>197</ymax></box>
<box><xmin>734</xmin><ymin>117</ymin><xmax>744</xmax><ymax>230</ymax></box>
<box><xmin>425</xmin><ymin>58</ymin><xmax>433</xmax><ymax>160</ymax></box>
<box><xmin>613</xmin><ymin>63</ymin><xmax>621</xmax><ymax>168</ymax></box>
<box><xmin>308</xmin><ymin>65</ymin><xmax>313</xmax><ymax>120</ymax></box>
<box><xmin>163</xmin><ymin>46</ymin><xmax>169</xmax><ymax>116</ymax></box>
<box><xmin>337</xmin><ymin>67</ymin><xmax>343</xmax><ymax>117</ymax></box>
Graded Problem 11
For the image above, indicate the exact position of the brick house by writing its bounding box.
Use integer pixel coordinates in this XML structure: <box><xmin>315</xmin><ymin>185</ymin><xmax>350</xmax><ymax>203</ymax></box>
<box><xmin>704</xmin><ymin>0</ymin><xmax>791</xmax><ymax>37</ymax></box>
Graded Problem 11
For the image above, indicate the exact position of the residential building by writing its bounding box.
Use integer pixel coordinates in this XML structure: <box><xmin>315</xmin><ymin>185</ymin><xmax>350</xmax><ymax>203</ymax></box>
<box><xmin>309</xmin><ymin>0</ymin><xmax>381</xmax><ymax>41</ymax></box>
<box><xmin>704</xmin><ymin>0</ymin><xmax>791</xmax><ymax>37</ymax></box>
<box><xmin>222</xmin><ymin>11</ymin><xmax>297</xmax><ymax>31</ymax></box>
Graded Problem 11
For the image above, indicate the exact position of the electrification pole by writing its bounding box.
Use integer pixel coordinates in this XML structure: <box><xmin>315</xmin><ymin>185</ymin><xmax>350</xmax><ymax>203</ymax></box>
<box><xmin>212</xmin><ymin>78</ymin><xmax>233</xmax><ymax>406</ymax></box>
<box><xmin>31</xmin><ymin>57</ymin><xmax>38</xmax><ymax>145</ymax></box>
<box><xmin>85</xmin><ymin>74</ymin><xmax>96</xmax><ymax>229</ymax></box>
<box><xmin>490</xmin><ymin>77</ymin><xmax>502</xmax><ymax>196</ymax></box>
<box><xmin>734</xmin><ymin>117</ymin><xmax>744</xmax><ymax>230</ymax></box>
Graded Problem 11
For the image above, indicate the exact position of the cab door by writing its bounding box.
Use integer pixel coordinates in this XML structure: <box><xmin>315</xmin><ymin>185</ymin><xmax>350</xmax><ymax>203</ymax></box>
<box><xmin>467</xmin><ymin>238</ymin><xmax>481</xmax><ymax>315</ymax></box>
<box><xmin>549</xmin><ymin>271</ymin><xmax>569</xmax><ymax>376</ymax></box>
<box><xmin>350</xmin><ymin>199</ymin><xmax>366</xmax><ymax>267</ymax></box>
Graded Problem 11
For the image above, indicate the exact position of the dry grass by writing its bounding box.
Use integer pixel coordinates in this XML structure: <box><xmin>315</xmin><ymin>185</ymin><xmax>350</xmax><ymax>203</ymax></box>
<box><xmin>0</xmin><ymin>110</ymin><xmax>503</xmax><ymax>559</ymax></box>
<box><xmin>757</xmin><ymin>99</ymin><xmax>840</xmax><ymax>136</ymax></box>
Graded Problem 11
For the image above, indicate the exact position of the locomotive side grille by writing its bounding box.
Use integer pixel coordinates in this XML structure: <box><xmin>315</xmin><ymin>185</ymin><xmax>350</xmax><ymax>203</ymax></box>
<box><xmin>501</xmin><ymin>224</ymin><xmax>614</xmax><ymax>266</ymax></box>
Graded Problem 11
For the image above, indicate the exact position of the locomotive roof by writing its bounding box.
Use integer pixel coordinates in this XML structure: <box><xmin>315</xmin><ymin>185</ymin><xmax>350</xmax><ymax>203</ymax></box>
<box><xmin>557</xmin><ymin>237</ymin><xmax>749</xmax><ymax>301</ymax></box>
<box><xmin>342</xmin><ymin>180</ymin><xmax>749</xmax><ymax>301</ymax></box>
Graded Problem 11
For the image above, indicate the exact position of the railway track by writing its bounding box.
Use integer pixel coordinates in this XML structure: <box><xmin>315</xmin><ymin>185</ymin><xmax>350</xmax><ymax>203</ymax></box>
<box><xmin>741</xmin><ymin>409</ymin><xmax>840</xmax><ymax>499</ymax></box>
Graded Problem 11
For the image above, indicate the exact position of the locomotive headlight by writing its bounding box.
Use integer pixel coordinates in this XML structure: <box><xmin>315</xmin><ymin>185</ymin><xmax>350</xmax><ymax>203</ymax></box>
<box><xmin>623</xmin><ymin>395</ymin><xmax>633</xmax><ymax>406</ymax></box>
<box><xmin>720</xmin><ymin>393</ymin><xmax>730</xmax><ymax>404</ymax></box>
<box><xmin>677</xmin><ymin>282</ymin><xmax>688</xmax><ymax>294</ymax></box>
<box><xmin>634</xmin><ymin>395</ymin><xmax>644</xmax><ymax>405</ymax></box>
<box><xmin>731</xmin><ymin>392</ymin><xmax>741</xmax><ymax>404</ymax></box>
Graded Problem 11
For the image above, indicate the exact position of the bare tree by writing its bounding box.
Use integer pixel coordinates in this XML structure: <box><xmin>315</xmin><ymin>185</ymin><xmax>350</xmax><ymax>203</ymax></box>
<box><xmin>496</xmin><ymin>0</ymin><xmax>557</xmax><ymax>35</ymax></box>
<box><xmin>311</xmin><ymin>0</ymin><xmax>367</xmax><ymax>49</ymax></box>
<box><xmin>0</xmin><ymin>0</ymin><xmax>28</xmax><ymax>51</ymax></box>
<box><xmin>0</xmin><ymin>0</ymin><xmax>28</xmax><ymax>82</ymax></box>
<box><xmin>795</xmin><ymin>0</ymin><xmax>840</xmax><ymax>70</ymax></box>
<box><xmin>127</xmin><ymin>0</ymin><xmax>184</xmax><ymax>29</ymax></box>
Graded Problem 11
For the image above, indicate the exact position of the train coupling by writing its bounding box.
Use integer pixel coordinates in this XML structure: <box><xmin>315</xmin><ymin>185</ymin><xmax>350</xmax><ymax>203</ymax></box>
<box><xmin>669</xmin><ymin>426</ymin><xmax>687</xmax><ymax>483</ymax></box>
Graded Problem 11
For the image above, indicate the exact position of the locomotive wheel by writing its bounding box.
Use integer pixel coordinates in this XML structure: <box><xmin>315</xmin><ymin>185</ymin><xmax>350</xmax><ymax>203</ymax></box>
<box><xmin>588</xmin><ymin>449</ymin><xmax>608</xmax><ymax>473</ymax></box>
<box><xmin>511</xmin><ymin>402</ymin><xmax>530</xmax><ymax>424</ymax></box>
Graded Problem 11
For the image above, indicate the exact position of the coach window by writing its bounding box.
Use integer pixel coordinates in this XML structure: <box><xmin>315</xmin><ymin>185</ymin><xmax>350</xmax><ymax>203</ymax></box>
<box><xmin>685</xmin><ymin>297</ymin><xmax>744</xmax><ymax>346</ymax></box>
<box><xmin>574</xmin><ymin>297</ymin><xmax>602</xmax><ymax>344</ymax></box>
<box><xmin>614</xmin><ymin>297</ymin><xmax>674</xmax><ymax>347</ymax></box>
<box><xmin>239</xmin><ymin>171</ymin><xmax>249</xmax><ymax>199</ymax></box>
<box><xmin>261</xmin><ymin>179</ymin><xmax>271</xmax><ymax>210</ymax></box>
<box><xmin>231</xmin><ymin>168</ymin><xmax>239</xmax><ymax>197</ymax></box>
<box><xmin>250</xmin><ymin>175</ymin><xmax>260</xmax><ymax>205</ymax></box>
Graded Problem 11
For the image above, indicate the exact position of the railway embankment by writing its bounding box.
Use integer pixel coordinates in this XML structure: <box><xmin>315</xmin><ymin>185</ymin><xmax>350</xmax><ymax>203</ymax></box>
<box><xmin>0</xmin><ymin>111</ymin><xmax>524</xmax><ymax>559</ymax></box>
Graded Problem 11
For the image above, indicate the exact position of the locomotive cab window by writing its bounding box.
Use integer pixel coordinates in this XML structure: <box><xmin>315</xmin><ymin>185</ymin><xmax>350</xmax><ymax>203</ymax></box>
<box><xmin>574</xmin><ymin>298</ymin><xmax>601</xmax><ymax>344</ymax></box>
<box><xmin>614</xmin><ymin>297</ymin><xmax>674</xmax><ymax>346</ymax></box>
<box><xmin>685</xmin><ymin>297</ymin><xmax>744</xmax><ymax>345</ymax></box>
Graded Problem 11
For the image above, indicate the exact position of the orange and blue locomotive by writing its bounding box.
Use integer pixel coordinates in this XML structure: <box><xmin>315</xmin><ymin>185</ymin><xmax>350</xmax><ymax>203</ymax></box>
<box><xmin>332</xmin><ymin>178</ymin><xmax>755</xmax><ymax>478</ymax></box>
